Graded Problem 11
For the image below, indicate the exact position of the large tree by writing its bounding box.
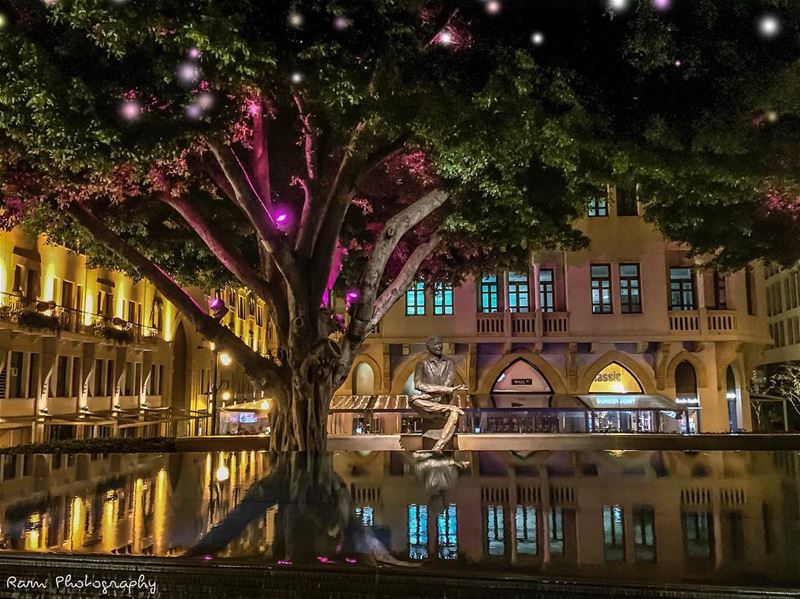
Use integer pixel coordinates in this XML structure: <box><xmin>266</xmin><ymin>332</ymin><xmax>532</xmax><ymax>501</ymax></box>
<box><xmin>1</xmin><ymin>0</ymin><xmax>799</xmax><ymax>450</ymax></box>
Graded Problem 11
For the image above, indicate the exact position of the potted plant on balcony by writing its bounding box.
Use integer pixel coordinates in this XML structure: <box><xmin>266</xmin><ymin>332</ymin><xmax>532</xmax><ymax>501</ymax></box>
<box><xmin>101</xmin><ymin>317</ymin><xmax>135</xmax><ymax>343</ymax></box>
<box><xmin>18</xmin><ymin>309</ymin><xmax>60</xmax><ymax>331</ymax></box>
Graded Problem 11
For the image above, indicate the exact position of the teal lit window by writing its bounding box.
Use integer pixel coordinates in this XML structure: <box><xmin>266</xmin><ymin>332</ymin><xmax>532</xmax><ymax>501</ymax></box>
<box><xmin>486</xmin><ymin>505</ymin><xmax>505</xmax><ymax>556</ymax></box>
<box><xmin>515</xmin><ymin>505</ymin><xmax>537</xmax><ymax>555</ymax></box>
<box><xmin>433</xmin><ymin>283</ymin><xmax>454</xmax><ymax>316</ymax></box>
<box><xmin>437</xmin><ymin>504</ymin><xmax>458</xmax><ymax>559</ymax></box>
<box><xmin>405</xmin><ymin>282</ymin><xmax>426</xmax><ymax>316</ymax></box>
<box><xmin>588</xmin><ymin>196</ymin><xmax>608</xmax><ymax>217</ymax></box>
<box><xmin>408</xmin><ymin>504</ymin><xmax>428</xmax><ymax>559</ymax></box>
<box><xmin>479</xmin><ymin>275</ymin><xmax>500</xmax><ymax>313</ymax></box>
<box><xmin>603</xmin><ymin>504</ymin><xmax>625</xmax><ymax>562</ymax></box>
<box><xmin>508</xmin><ymin>272</ymin><xmax>530</xmax><ymax>313</ymax></box>
<box><xmin>355</xmin><ymin>506</ymin><xmax>374</xmax><ymax>527</ymax></box>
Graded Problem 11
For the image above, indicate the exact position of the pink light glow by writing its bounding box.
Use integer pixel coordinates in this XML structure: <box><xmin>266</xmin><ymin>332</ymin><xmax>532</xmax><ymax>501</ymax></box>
<box><xmin>120</xmin><ymin>100</ymin><xmax>142</xmax><ymax>122</ymax></box>
<box><xmin>485</xmin><ymin>0</ymin><xmax>502</xmax><ymax>15</ymax></box>
<box><xmin>334</xmin><ymin>16</ymin><xmax>350</xmax><ymax>30</ymax></box>
<box><xmin>321</xmin><ymin>244</ymin><xmax>347</xmax><ymax>308</ymax></box>
<box><xmin>345</xmin><ymin>289</ymin><xmax>360</xmax><ymax>301</ymax></box>
<box><xmin>203</xmin><ymin>555</ymin><xmax>213</xmax><ymax>561</ymax></box>
<box><xmin>188</xmin><ymin>47</ymin><xmax>201</xmax><ymax>59</ymax></box>
<box><xmin>345</xmin><ymin>558</ymin><xmax>357</xmax><ymax>564</ymax></box>
<box><xmin>277</xmin><ymin>560</ymin><xmax>293</xmax><ymax>566</ymax></box>
<box><xmin>275</xmin><ymin>210</ymin><xmax>289</xmax><ymax>224</ymax></box>
<box><xmin>652</xmin><ymin>0</ymin><xmax>671</xmax><ymax>10</ymax></box>
<box><xmin>316</xmin><ymin>556</ymin><xmax>332</xmax><ymax>564</ymax></box>
<box><xmin>209</xmin><ymin>297</ymin><xmax>224</xmax><ymax>311</ymax></box>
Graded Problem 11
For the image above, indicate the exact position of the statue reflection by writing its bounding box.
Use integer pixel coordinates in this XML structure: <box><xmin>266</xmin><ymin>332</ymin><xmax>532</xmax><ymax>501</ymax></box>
<box><xmin>187</xmin><ymin>453</ymin><xmax>415</xmax><ymax>566</ymax></box>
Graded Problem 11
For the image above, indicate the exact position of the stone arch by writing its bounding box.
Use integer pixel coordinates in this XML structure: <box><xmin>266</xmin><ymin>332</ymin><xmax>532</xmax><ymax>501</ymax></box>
<box><xmin>390</xmin><ymin>352</ymin><xmax>467</xmax><ymax>394</ymax></box>
<box><xmin>347</xmin><ymin>354</ymin><xmax>383</xmax><ymax>394</ymax></box>
<box><xmin>477</xmin><ymin>351</ymin><xmax>568</xmax><ymax>395</ymax></box>
<box><xmin>578</xmin><ymin>351</ymin><xmax>657</xmax><ymax>394</ymax></box>
<box><xmin>666</xmin><ymin>351</ymin><xmax>709</xmax><ymax>389</ymax></box>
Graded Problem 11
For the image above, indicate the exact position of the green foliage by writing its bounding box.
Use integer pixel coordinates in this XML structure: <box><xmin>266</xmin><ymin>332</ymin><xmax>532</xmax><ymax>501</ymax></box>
<box><xmin>0</xmin><ymin>0</ymin><xmax>799</xmax><ymax>286</ymax></box>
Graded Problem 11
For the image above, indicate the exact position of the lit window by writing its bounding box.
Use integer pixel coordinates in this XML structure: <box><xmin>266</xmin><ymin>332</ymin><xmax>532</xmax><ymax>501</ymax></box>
<box><xmin>670</xmin><ymin>268</ymin><xmax>695</xmax><ymax>311</ymax></box>
<box><xmin>538</xmin><ymin>269</ymin><xmax>555</xmax><ymax>312</ymax></box>
<box><xmin>591</xmin><ymin>265</ymin><xmax>612</xmax><ymax>314</ymax></box>
<box><xmin>479</xmin><ymin>275</ymin><xmax>500</xmax><ymax>313</ymax></box>
<box><xmin>549</xmin><ymin>506</ymin><xmax>565</xmax><ymax>556</ymax></box>
<box><xmin>405</xmin><ymin>282</ymin><xmax>426</xmax><ymax>316</ymax></box>
<box><xmin>603</xmin><ymin>504</ymin><xmax>625</xmax><ymax>562</ymax></box>
<box><xmin>508</xmin><ymin>272</ymin><xmax>530</xmax><ymax>313</ymax></box>
<box><xmin>433</xmin><ymin>283</ymin><xmax>454</xmax><ymax>315</ymax></box>
<box><xmin>486</xmin><ymin>505</ymin><xmax>505</xmax><ymax>556</ymax></box>
<box><xmin>684</xmin><ymin>511</ymin><xmax>713</xmax><ymax>558</ymax></box>
<box><xmin>588</xmin><ymin>196</ymin><xmax>608</xmax><ymax>217</ymax></box>
<box><xmin>619</xmin><ymin>264</ymin><xmax>642</xmax><ymax>314</ymax></box>
<box><xmin>355</xmin><ymin>506</ymin><xmax>374</xmax><ymax>527</ymax></box>
<box><xmin>633</xmin><ymin>506</ymin><xmax>656</xmax><ymax>562</ymax></box>
<box><xmin>408</xmin><ymin>504</ymin><xmax>428</xmax><ymax>559</ymax></box>
<box><xmin>515</xmin><ymin>505</ymin><xmax>537</xmax><ymax>555</ymax></box>
<box><xmin>437</xmin><ymin>504</ymin><xmax>458</xmax><ymax>559</ymax></box>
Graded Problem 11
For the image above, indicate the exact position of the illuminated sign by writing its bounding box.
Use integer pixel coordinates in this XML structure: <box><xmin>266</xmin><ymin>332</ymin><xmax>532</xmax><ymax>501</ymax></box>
<box><xmin>239</xmin><ymin>412</ymin><xmax>258</xmax><ymax>424</ymax></box>
<box><xmin>593</xmin><ymin>396</ymin><xmax>637</xmax><ymax>407</ymax></box>
<box><xmin>511</xmin><ymin>378</ymin><xmax>533</xmax><ymax>385</ymax></box>
<box><xmin>676</xmin><ymin>397</ymin><xmax>700</xmax><ymax>405</ymax></box>
<box><xmin>589</xmin><ymin>363</ymin><xmax>643</xmax><ymax>394</ymax></box>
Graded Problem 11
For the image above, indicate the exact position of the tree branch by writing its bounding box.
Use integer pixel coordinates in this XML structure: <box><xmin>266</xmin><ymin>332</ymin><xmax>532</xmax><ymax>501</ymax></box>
<box><xmin>206</xmin><ymin>138</ymin><xmax>298</xmax><ymax>287</ymax></box>
<box><xmin>250</xmin><ymin>98</ymin><xmax>271</xmax><ymax>208</ymax></box>
<box><xmin>336</xmin><ymin>232</ymin><xmax>443</xmax><ymax>385</ymax></box>
<box><xmin>157</xmin><ymin>192</ymin><xmax>287</xmax><ymax>329</ymax></box>
<box><xmin>67</xmin><ymin>202</ymin><xmax>288</xmax><ymax>396</ymax></box>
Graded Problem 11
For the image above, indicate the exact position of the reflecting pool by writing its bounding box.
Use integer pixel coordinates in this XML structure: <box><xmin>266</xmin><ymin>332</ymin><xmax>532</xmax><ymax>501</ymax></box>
<box><xmin>0</xmin><ymin>450</ymin><xmax>799</xmax><ymax>588</ymax></box>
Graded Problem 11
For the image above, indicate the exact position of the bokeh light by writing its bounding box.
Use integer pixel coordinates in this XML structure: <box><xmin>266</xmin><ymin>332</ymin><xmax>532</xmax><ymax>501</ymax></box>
<box><xmin>120</xmin><ymin>100</ymin><xmax>142</xmax><ymax>122</ymax></box>
<box><xmin>758</xmin><ymin>14</ymin><xmax>781</xmax><ymax>39</ymax></box>
<box><xmin>177</xmin><ymin>61</ymin><xmax>200</xmax><ymax>85</ymax></box>
<box><xmin>531</xmin><ymin>31</ymin><xmax>544</xmax><ymax>46</ymax></box>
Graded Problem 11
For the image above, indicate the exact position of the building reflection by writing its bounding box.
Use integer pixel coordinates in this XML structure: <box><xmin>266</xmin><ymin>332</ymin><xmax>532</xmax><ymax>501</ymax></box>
<box><xmin>0</xmin><ymin>450</ymin><xmax>798</xmax><ymax>587</ymax></box>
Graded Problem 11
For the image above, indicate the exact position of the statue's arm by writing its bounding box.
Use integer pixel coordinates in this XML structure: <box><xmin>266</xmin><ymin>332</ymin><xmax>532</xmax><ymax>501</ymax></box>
<box><xmin>444</xmin><ymin>361</ymin><xmax>456</xmax><ymax>387</ymax></box>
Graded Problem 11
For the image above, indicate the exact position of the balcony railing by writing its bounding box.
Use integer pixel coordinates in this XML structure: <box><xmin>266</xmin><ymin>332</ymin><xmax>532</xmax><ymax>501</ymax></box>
<box><xmin>542</xmin><ymin>312</ymin><xmax>569</xmax><ymax>335</ymax></box>
<box><xmin>0</xmin><ymin>292</ymin><xmax>162</xmax><ymax>344</ymax></box>
<box><xmin>511</xmin><ymin>312</ymin><xmax>536</xmax><ymax>335</ymax></box>
<box><xmin>668</xmin><ymin>309</ymin><xmax>743</xmax><ymax>336</ymax></box>
<box><xmin>476</xmin><ymin>311</ymin><xmax>505</xmax><ymax>335</ymax></box>
<box><xmin>668</xmin><ymin>311</ymin><xmax>701</xmax><ymax>333</ymax></box>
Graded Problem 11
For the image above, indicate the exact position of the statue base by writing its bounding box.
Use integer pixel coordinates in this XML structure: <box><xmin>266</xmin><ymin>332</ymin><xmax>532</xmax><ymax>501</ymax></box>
<box><xmin>399</xmin><ymin>430</ymin><xmax>456</xmax><ymax>451</ymax></box>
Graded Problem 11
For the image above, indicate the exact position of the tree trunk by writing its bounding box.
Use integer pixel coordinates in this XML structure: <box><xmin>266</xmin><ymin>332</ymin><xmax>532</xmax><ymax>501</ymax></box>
<box><xmin>269</xmin><ymin>361</ymin><xmax>334</xmax><ymax>452</ymax></box>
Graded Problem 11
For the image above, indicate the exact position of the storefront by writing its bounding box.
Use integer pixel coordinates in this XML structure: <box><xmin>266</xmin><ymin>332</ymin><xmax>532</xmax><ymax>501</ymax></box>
<box><xmin>219</xmin><ymin>399</ymin><xmax>272</xmax><ymax>435</ymax></box>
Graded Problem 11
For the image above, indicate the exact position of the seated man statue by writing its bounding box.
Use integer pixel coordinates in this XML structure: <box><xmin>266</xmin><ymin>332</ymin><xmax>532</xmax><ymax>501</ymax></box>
<box><xmin>409</xmin><ymin>335</ymin><xmax>467</xmax><ymax>452</ymax></box>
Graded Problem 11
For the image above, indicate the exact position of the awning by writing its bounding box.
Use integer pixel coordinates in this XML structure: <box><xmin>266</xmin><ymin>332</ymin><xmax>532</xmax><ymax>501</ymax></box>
<box><xmin>577</xmin><ymin>394</ymin><xmax>684</xmax><ymax>410</ymax></box>
<box><xmin>487</xmin><ymin>394</ymin><xmax>586</xmax><ymax>409</ymax></box>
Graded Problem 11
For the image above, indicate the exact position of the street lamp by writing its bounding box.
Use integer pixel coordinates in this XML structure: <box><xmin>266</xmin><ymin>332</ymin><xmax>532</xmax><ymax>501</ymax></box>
<box><xmin>209</xmin><ymin>349</ymin><xmax>233</xmax><ymax>435</ymax></box>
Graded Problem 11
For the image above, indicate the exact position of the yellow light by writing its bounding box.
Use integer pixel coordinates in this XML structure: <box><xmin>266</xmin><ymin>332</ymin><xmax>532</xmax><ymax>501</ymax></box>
<box><xmin>215</xmin><ymin>464</ymin><xmax>230</xmax><ymax>483</ymax></box>
<box><xmin>43</xmin><ymin>263</ymin><xmax>56</xmax><ymax>301</ymax></box>
<box><xmin>219</xmin><ymin>352</ymin><xmax>233</xmax><ymax>366</ymax></box>
<box><xmin>209</xmin><ymin>342</ymin><xmax>216</xmax><ymax>351</ymax></box>
<box><xmin>221</xmin><ymin>390</ymin><xmax>231</xmax><ymax>401</ymax></box>
<box><xmin>260</xmin><ymin>399</ymin><xmax>271</xmax><ymax>411</ymax></box>
<box><xmin>84</xmin><ymin>290</ymin><xmax>94</xmax><ymax>326</ymax></box>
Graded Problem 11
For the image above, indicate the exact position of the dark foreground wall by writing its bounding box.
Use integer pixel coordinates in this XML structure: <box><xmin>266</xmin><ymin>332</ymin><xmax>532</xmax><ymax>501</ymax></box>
<box><xmin>0</xmin><ymin>554</ymin><xmax>794</xmax><ymax>599</ymax></box>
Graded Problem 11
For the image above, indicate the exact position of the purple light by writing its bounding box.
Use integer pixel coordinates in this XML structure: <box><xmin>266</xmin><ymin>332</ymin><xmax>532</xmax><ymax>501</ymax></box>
<box><xmin>277</xmin><ymin>559</ymin><xmax>293</xmax><ymax>566</ymax></box>
<box><xmin>120</xmin><ymin>100</ymin><xmax>142</xmax><ymax>122</ymax></box>
<box><xmin>345</xmin><ymin>289</ymin><xmax>360</xmax><ymax>306</ymax></box>
<box><xmin>334</xmin><ymin>16</ymin><xmax>350</xmax><ymax>30</ymax></box>
<box><xmin>197</xmin><ymin>92</ymin><xmax>214</xmax><ymax>110</ymax></box>
<box><xmin>185</xmin><ymin>103</ymin><xmax>202</xmax><ymax>120</ymax></box>
<box><xmin>316</xmin><ymin>556</ymin><xmax>332</xmax><ymax>564</ymax></box>
<box><xmin>652</xmin><ymin>0</ymin><xmax>671</xmax><ymax>10</ymax></box>
<box><xmin>203</xmin><ymin>555</ymin><xmax>213</xmax><ymax>561</ymax></box>
<box><xmin>177</xmin><ymin>61</ymin><xmax>200</xmax><ymax>85</ymax></box>
<box><xmin>209</xmin><ymin>298</ymin><xmax>224</xmax><ymax>311</ymax></box>
<box><xmin>188</xmin><ymin>47</ymin><xmax>201</xmax><ymax>59</ymax></box>
<box><xmin>345</xmin><ymin>558</ymin><xmax>357</xmax><ymax>564</ymax></box>
<box><xmin>275</xmin><ymin>210</ymin><xmax>289</xmax><ymax>224</ymax></box>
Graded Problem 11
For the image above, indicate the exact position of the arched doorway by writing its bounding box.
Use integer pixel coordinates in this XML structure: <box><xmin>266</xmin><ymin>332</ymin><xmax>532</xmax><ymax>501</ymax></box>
<box><xmin>491</xmin><ymin>359</ymin><xmax>552</xmax><ymax>394</ymax></box>
<box><xmin>675</xmin><ymin>361</ymin><xmax>700</xmax><ymax>433</ymax></box>
<box><xmin>353</xmin><ymin>362</ymin><xmax>376</xmax><ymax>396</ymax></box>
<box><xmin>170</xmin><ymin>322</ymin><xmax>188</xmax><ymax>422</ymax></box>
<box><xmin>587</xmin><ymin>362</ymin><xmax>645</xmax><ymax>433</ymax></box>
<box><xmin>726</xmin><ymin>365</ymin><xmax>740</xmax><ymax>432</ymax></box>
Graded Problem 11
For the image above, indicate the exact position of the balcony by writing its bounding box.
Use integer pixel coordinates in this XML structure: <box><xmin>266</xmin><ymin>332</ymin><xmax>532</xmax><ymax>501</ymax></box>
<box><xmin>0</xmin><ymin>292</ymin><xmax>162</xmax><ymax>345</ymax></box>
<box><xmin>477</xmin><ymin>309</ymin><xmax>571</xmax><ymax>338</ymax></box>
<box><xmin>668</xmin><ymin>309</ymin><xmax>746</xmax><ymax>337</ymax></box>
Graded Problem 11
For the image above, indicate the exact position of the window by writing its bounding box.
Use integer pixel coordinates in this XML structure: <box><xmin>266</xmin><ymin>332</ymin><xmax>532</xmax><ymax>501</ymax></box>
<box><xmin>684</xmin><ymin>512</ymin><xmax>713</xmax><ymax>559</ymax></box>
<box><xmin>479</xmin><ymin>275</ymin><xmax>500</xmax><ymax>313</ymax></box>
<box><xmin>355</xmin><ymin>506</ymin><xmax>374</xmax><ymax>527</ymax></box>
<box><xmin>25</xmin><ymin>269</ymin><xmax>40</xmax><ymax>301</ymax></box>
<box><xmin>486</xmin><ymin>505</ymin><xmax>505</xmax><ymax>556</ymax></box>
<box><xmin>633</xmin><ymin>506</ymin><xmax>656</xmax><ymax>562</ymax></box>
<box><xmin>248</xmin><ymin>295</ymin><xmax>256</xmax><ymax>316</ymax></box>
<box><xmin>515</xmin><ymin>505</ymin><xmax>537</xmax><ymax>555</ymax></box>
<box><xmin>93</xmin><ymin>359</ymin><xmax>104</xmax><ymax>397</ymax></box>
<box><xmin>55</xmin><ymin>355</ymin><xmax>68</xmax><ymax>397</ymax></box>
<box><xmin>603</xmin><ymin>505</ymin><xmax>625</xmax><ymax>562</ymax></box>
<box><xmin>591</xmin><ymin>265</ymin><xmax>612</xmax><ymax>314</ymax></box>
<box><xmin>70</xmin><ymin>357</ymin><xmax>81</xmax><ymax>397</ymax></box>
<box><xmin>713</xmin><ymin>271</ymin><xmax>727</xmax><ymax>309</ymax></box>
<box><xmin>237</xmin><ymin>296</ymin><xmax>245</xmax><ymax>319</ymax></box>
<box><xmin>616</xmin><ymin>185</ymin><xmax>638</xmax><ymax>216</ymax></box>
<box><xmin>619</xmin><ymin>264</ymin><xmax>641</xmax><ymax>314</ymax></box>
<box><xmin>548</xmin><ymin>506</ymin><xmax>565</xmax><ymax>556</ymax></box>
<box><xmin>256</xmin><ymin>305</ymin><xmax>263</xmax><ymax>327</ymax></box>
<box><xmin>8</xmin><ymin>352</ymin><xmax>24</xmax><ymax>398</ymax></box>
<box><xmin>405</xmin><ymin>282</ymin><xmax>426</xmax><ymax>316</ymax></box>
<box><xmin>437</xmin><ymin>504</ymin><xmax>458</xmax><ymax>560</ymax></box>
<box><xmin>27</xmin><ymin>353</ymin><xmax>39</xmax><ymax>398</ymax></box>
<box><xmin>508</xmin><ymin>272</ymin><xmax>530</xmax><ymax>313</ymax></box>
<box><xmin>433</xmin><ymin>283</ymin><xmax>454</xmax><ymax>316</ymax></box>
<box><xmin>105</xmin><ymin>360</ymin><xmax>114</xmax><ymax>396</ymax></box>
<box><xmin>539</xmin><ymin>269</ymin><xmax>555</xmax><ymax>312</ymax></box>
<box><xmin>588</xmin><ymin>196</ymin><xmax>608</xmax><ymax>217</ymax></box>
<box><xmin>12</xmin><ymin>265</ymin><xmax>22</xmax><ymax>294</ymax></box>
<box><xmin>670</xmin><ymin>268</ymin><xmax>695</xmax><ymax>311</ymax></box>
<box><xmin>61</xmin><ymin>280</ymin><xmax>74</xmax><ymax>309</ymax></box>
<box><xmin>408</xmin><ymin>504</ymin><xmax>428</xmax><ymax>559</ymax></box>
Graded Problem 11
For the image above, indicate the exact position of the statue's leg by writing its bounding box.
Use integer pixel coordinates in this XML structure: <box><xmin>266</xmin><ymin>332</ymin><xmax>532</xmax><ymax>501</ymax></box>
<box><xmin>432</xmin><ymin>407</ymin><xmax>461</xmax><ymax>452</ymax></box>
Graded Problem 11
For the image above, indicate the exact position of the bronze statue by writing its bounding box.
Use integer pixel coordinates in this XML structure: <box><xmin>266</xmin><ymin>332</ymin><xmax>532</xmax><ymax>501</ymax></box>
<box><xmin>409</xmin><ymin>335</ymin><xmax>467</xmax><ymax>452</ymax></box>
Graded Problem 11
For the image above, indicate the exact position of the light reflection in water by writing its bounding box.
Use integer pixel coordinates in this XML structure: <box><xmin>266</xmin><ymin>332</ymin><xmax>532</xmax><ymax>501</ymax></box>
<box><xmin>0</xmin><ymin>451</ymin><xmax>797</xmax><ymax>588</ymax></box>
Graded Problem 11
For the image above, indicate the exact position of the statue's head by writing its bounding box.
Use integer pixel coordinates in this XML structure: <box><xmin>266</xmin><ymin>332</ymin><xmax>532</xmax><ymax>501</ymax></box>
<box><xmin>426</xmin><ymin>335</ymin><xmax>443</xmax><ymax>358</ymax></box>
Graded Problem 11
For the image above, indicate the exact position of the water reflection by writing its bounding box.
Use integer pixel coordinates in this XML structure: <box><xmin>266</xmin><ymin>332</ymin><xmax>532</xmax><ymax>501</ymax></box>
<box><xmin>0</xmin><ymin>450</ymin><xmax>799</xmax><ymax>587</ymax></box>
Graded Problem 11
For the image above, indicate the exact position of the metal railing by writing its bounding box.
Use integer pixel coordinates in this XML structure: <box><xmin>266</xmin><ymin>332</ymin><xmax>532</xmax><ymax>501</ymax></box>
<box><xmin>0</xmin><ymin>292</ymin><xmax>162</xmax><ymax>344</ymax></box>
